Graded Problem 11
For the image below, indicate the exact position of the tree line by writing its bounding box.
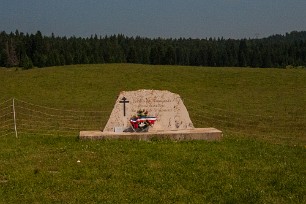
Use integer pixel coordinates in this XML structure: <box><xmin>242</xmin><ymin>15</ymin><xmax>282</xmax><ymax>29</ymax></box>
<box><xmin>1</xmin><ymin>30</ymin><xmax>306</xmax><ymax>69</ymax></box>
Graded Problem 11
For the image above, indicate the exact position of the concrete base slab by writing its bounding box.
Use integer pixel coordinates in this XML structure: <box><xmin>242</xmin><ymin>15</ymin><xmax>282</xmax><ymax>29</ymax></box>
<box><xmin>79</xmin><ymin>128</ymin><xmax>222</xmax><ymax>141</ymax></box>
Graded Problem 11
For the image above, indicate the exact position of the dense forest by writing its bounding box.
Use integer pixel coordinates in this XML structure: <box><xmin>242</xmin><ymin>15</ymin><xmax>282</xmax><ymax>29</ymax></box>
<box><xmin>1</xmin><ymin>30</ymin><xmax>306</xmax><ymax>69</ymax></box>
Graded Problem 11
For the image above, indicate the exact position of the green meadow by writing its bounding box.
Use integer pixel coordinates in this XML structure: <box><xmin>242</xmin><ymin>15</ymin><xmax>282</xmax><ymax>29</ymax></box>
<box><xmin>0</xmin><ymin>64</ymin><xmax>305</xmax><ymax>203</ymax></box>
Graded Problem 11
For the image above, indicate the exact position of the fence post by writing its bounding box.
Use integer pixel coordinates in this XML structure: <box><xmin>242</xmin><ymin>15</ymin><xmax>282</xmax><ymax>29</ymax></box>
<box><xmin>13</xmin><ymin>98</ymin><xmax>18</xmax><ymax>138</ymax></box>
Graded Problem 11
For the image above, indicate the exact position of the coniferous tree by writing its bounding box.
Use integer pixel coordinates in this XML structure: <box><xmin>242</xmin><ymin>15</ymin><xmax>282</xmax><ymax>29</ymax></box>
<box><xmin>238</xmin><ymin>39</ymin><xmax>249</xmax><ymax>67</ymax></box>
<box><xmin>5</xmin><ymin>39</ymin><xmax>19</xmax><ymax>67</ymax></box>
<box><xmin>0</xmin><ymin>30</ymin><xmax>306</xmax><ymax>68</ymax></box>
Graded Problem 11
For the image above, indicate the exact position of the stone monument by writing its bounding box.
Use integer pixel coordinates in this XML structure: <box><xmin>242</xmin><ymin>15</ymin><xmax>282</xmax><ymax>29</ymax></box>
<box><xmin>103</xmin><ymin>89</ymin><xmax>194</xmax><ymax>132</ymax></box>
<box><xmin>80</xmin><ymin>89</ymin><xmax>222</xmax><ymax>140</ymax></box>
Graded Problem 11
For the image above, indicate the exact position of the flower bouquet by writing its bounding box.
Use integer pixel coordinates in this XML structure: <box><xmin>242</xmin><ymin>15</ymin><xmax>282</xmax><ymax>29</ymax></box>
<box><xmin>130</xmin><ymin>109</ymin><xmax>156</xmax><ymax>132</ymax></box>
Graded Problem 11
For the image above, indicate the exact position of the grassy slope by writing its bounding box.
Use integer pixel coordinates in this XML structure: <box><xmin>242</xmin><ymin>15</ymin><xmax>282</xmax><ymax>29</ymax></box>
<box><xmin>0</xmin><ymin>64</ymin><xmax>305</xmax><ymax>203</ymax></box>
<box><xmin>1</xmin><ymin>64</ymin><xmax>305</xmax><ymax>143</ymax></box>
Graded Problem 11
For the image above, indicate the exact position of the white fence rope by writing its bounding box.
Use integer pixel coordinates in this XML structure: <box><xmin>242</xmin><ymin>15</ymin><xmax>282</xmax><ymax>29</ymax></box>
<box><xmin>14</xmin><ymin>98</ymin><xmax>109</xmax><ymax>113</ymax></box>
<box><xmin>0</xmin><ymin>98</ymin><xmax>13</xmax><ymax>106</ymax></box>
<box><xmin>0</xmin><ymin>99</ymin><xmax>14</xmax><ymax>137</ymax></box>
<box><xmin>190</xmin><ymin>106</ymin><xmax>305</xmax><ymax>142</ymax></box>
<box><xmin>0</xmin><ymin>98</ymin><xmax>109</xmax><ymax>137</ymax></box>
<box><xmin>184</xmin><ymin>98</ymin><xmax>306</xmax><ymax>119</ymax></box>
<box><xmin>191</xmin><ymin>108</ymin><xmax>303</xmax><ymax>129</ymax></box>
<box><xmin>0</xmin><ymin>98</ymin><xmax>304</xmax><ymax>139</ymax></box>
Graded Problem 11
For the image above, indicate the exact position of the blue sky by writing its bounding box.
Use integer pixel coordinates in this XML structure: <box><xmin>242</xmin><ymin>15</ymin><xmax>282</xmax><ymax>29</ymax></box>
<box><xmin>1</xmin><ymin>0</ymin><xmax>306</xmax><ymax>39</ymax></box>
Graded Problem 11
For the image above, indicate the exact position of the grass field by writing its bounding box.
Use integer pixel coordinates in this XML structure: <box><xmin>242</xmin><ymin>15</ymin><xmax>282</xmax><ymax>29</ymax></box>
<box><xmin>0</xmin><ymin>64</ymin><xmax>305</xmax><ymax>203</ymax></box>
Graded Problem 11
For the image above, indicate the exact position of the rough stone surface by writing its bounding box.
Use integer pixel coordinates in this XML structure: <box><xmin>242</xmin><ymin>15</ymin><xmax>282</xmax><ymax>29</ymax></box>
<box><xmin>103</xmin><ymin>89</ymin><xmax>194</xmax><ymax>132</ymax></box>
<box><xmin>80</xmin><ymin>128</ymin><xmax>222</xmax><ymax>141</ymax></box>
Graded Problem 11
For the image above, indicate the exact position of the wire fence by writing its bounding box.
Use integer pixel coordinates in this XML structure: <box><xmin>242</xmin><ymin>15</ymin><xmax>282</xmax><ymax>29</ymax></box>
<box><xmin>0</xmin><ymin>98</ymin><xmax>109</xmax><ymax>137</ymax></box>
<box><xmin>184</xmin><ymin>98</ymin><xmax>306</xmax><ymax>143</ymax></box>
<box><xmin>0</xmin><ymin>98</ymin><xmax>305</xmax><ymax>143</ymax></box>
<box><xmin>0</xmin><ymin>98</ymin><xmax>14</xmax><ymax>137</ymax></box>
